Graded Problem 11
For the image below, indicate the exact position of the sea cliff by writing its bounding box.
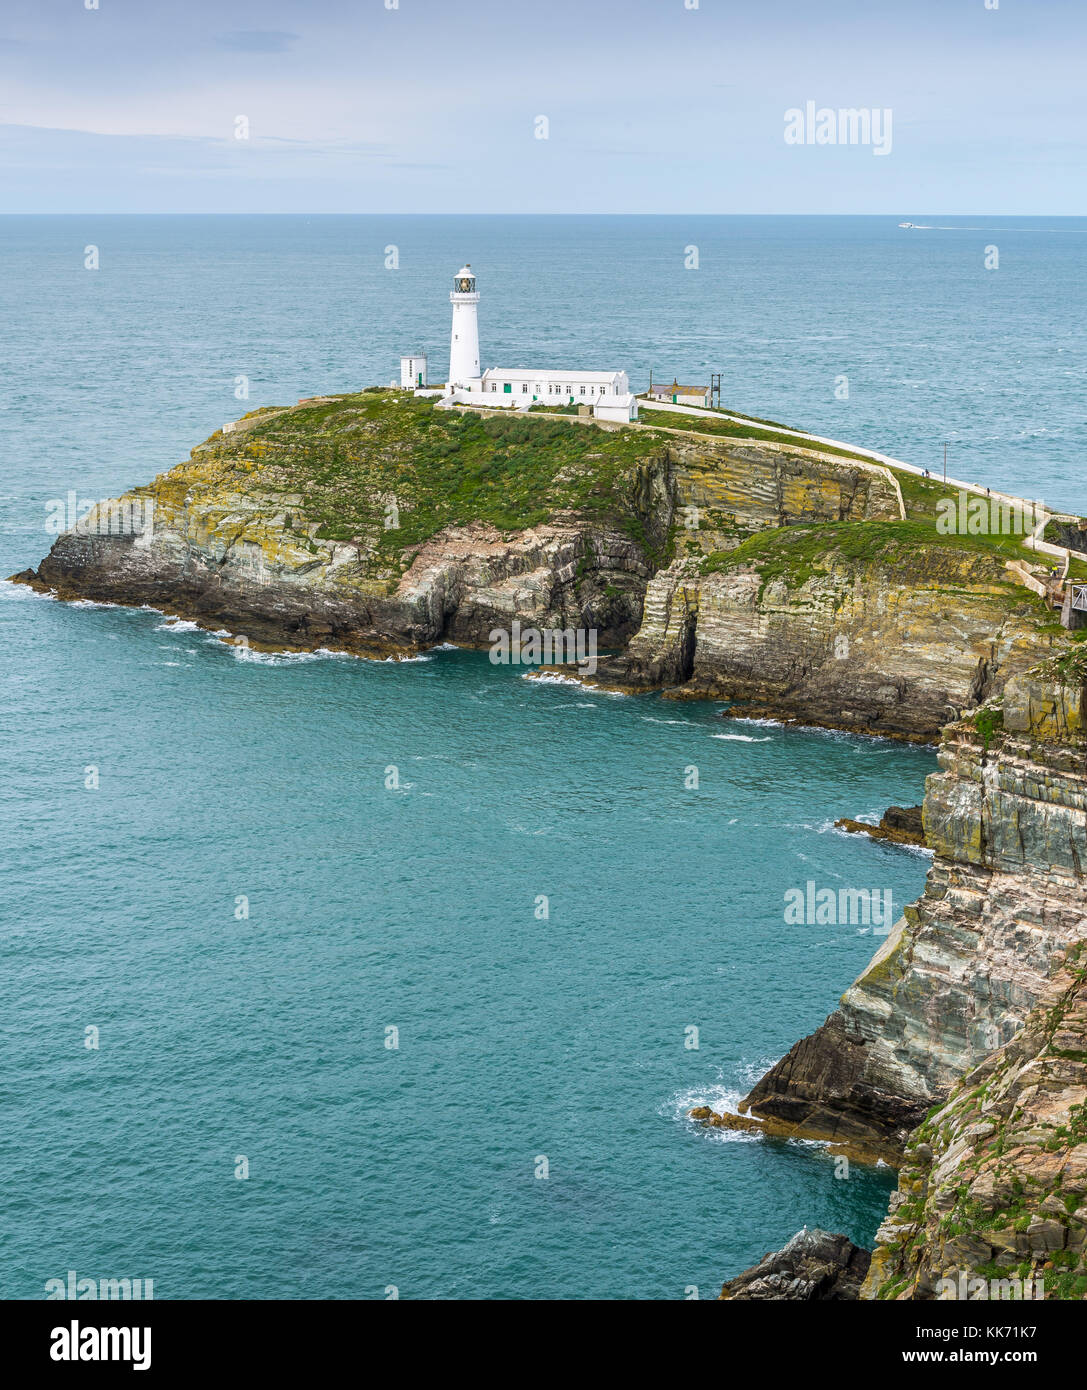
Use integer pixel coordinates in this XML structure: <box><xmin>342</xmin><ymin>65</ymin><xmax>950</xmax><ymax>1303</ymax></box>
<box><xmin>710</xmin><ymin>649</ymin><xmax>1087</xmax><ymax>1298</ymax></box>
<box><xmin>863</xmin><ymin>943</ymin><xmax>1087</xmax><ymax>1300</ymax></box>
<box><xmin>736</xmin><ymin>652</ymin><xmax>1087</xmax><ymax>1164</ymax></box>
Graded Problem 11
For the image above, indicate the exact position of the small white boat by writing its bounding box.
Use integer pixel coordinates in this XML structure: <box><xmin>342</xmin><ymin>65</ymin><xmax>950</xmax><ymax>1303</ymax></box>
<box><xmin>898</xmin><ymin>222</ymin><xmax>916</xmax><ymax>228</ymax></box>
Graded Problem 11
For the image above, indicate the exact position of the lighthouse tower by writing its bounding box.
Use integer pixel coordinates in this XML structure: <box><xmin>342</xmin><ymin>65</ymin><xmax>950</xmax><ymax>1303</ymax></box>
<box><xmin>448</xmin><ymin>264</ymin><xmax>481</xmax><ymax>389</ymax></box>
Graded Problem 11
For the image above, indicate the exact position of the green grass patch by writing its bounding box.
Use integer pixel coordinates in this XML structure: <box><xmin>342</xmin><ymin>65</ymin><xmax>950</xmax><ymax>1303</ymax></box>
<box><xmin>213</xmin><ymin>391</ymin><xmax>672</xmax><ymax>565</ymax></box>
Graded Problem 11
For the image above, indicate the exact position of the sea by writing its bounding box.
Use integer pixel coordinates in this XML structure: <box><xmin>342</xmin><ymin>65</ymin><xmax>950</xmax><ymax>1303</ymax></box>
<box><xmin>2</xmin><ymin>215</ymin><xmax>1083</xmax><ymax>1300</ymax></box>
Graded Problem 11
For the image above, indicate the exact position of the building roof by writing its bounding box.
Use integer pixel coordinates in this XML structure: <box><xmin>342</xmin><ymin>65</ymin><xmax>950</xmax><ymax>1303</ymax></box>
<box><xmin>650</xmin><ymin>382</ymin><xmax>708</xmax><ymax>394</ymax></box>
<box><xmin>482</xmin><ymin>368</ymin><xmax>625</xmax><ymax>382</ymax></box>
<box><xmin>597</xmin><ymin>393</ymin><xmax>635</xmax><ymax>407</ymax></box>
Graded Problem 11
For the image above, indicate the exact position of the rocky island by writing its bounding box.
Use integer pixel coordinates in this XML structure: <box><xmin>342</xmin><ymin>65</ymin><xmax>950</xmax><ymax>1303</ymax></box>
<box><xmin>13</xmin><ymin>390</ymin><xmax>1082</xmax><ymax>741</ymax></box>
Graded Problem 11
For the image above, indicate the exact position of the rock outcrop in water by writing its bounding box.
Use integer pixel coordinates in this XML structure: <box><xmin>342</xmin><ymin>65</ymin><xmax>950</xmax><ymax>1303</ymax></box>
<box><xmin>737</xmin><ymin>653</ymin><xmax>1087</xmax><ymax>1164</ymax></box>
<box><xmin>719</xmin><ymin>1228</ymin><xmax>871</xmax><ymax>1300</ymax></box>
<box><xmin>12</xmin><ymin>392</ymin><xmax>894</xmax><ymax>660</ymax></box>
<box><xmin>835</xmin><ymin>804</ymin><xmax>926</xmax><ymax>847</ymax></box>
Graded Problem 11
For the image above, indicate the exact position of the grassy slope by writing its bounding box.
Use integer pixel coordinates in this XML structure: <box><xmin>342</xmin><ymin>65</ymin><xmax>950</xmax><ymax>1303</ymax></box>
<box><xmin>188</xmin><ymin>390</ymin><xmax>669</xmax><ymax>563</ymax></box>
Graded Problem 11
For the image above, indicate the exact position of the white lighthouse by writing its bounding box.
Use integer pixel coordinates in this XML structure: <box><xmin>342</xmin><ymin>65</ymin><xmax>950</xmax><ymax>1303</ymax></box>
<box><xmin>448</xmin><ymin>264</ymin><xmax>481</xmax><ymax>389</ymax></box>
<box><xmin>397</xmin><ymin>263</ymin><xmax>636</xmax><ymax>421</ymax></box>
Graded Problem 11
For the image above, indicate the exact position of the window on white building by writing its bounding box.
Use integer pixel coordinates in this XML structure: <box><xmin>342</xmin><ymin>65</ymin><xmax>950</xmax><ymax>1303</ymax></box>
<box><xmin>522</xmin><ymin>383</ymin><xmax>528</xmax><ymax>392</ymax></box>
<box><xmin>580</xmin><ymin>386</ymin><xmax>586</xmax><ymax>395</ymax></box>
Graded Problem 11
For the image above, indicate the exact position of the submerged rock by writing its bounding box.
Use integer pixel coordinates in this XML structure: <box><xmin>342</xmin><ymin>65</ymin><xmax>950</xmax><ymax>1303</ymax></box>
<box><xmin>719</xmin><ymin>1228</ymin><xmax>871</xmax><ymax>1300</ymax></box>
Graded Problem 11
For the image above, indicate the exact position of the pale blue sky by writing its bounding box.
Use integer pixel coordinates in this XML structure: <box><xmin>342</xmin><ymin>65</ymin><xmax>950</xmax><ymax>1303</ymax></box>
<box><xmin>1</xmin><ymin>0</ymin><xmax>1084</xmax><ymax>213</ymax></box>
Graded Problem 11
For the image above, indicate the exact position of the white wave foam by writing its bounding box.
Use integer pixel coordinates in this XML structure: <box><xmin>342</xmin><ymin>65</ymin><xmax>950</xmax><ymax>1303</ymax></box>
<box><xmin>667</xmin><ymin>1082</ymin><xmax>744</xmax><ymax>1125</ymax></box>
<box><xmin>665</xmin><ymin>1057</ymin><xmax>783</xmax><ymax>1141</ymax></box>
<box><xmin>0</xmin><ymin>579</ymin><xmax>52</xmax><ymax>602</ymax></box>
<box><xmin>155</xmin><ymin>618</ymin><xmax>201</xmax><ymax>632</ymax></box>
<box><xmin>525</xmin><ymin>671</ymin><xmax>628</xmax><ymax>696</ymax></box>
<box><xmin>711</xmin><ymin>732</ymin><xmax>772</xmax><ymax>742</ymax></box>
<box><xmin>527</xmin><ymin>671</ymin><xmax>586</xmax><ymax>688</ymax></box>
<box><xmin>230</xmin><ymin>647</ymin><xmax>328</xmax><ymax>665</ymax></box>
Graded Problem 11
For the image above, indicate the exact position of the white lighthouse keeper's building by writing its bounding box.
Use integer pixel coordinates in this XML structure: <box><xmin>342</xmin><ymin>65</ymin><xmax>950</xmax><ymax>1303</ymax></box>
<box><xmin>472</xmin><ymin>368</ymin><xmax>634</xmax><ymax>413</ymax></box>
<box><xmin>430</xmin><ymin>263</ymin><xmax>637</xmax><ymax>421</ymax></box>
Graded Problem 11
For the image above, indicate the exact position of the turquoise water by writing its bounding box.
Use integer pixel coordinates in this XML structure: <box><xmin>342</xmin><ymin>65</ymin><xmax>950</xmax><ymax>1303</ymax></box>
<box><xmin>2</xmin><ymin>216</ymin><xmax>1083</xmax><ymax>1299</ymax></box>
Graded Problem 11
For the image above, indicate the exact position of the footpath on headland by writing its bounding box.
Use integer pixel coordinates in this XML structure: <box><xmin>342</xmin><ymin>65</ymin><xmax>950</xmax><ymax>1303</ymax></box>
<box><xmin>450</xmin><ymin>390</ymin><xmax>1084</xmax><ymax>617</ymax></box>
<box><xmin>634</xmin><ymin>396</ymin><xmax>1082</xmax><ymax>583</ymax></box>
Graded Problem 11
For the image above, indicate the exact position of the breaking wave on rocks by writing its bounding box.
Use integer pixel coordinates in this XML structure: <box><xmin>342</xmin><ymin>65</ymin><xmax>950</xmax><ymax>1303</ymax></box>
<box><xmin>665</xmin><ymin>1058</ymin><xmax>784</xmax><ymax>1140</ymax></box>
<box><xmin>665</xmin><ymin>1082</ymin><xmax>751</xmax><ymax>1139</ymax></box>
<box><xmin>525</xmin><ymin>671</ymin><xmax>629</xmax><ymax>696</ymax></box>
<box><xmin>154</xmin><ymin>617</ymin><xmax>202</xmax><ymax>633</ymax></box>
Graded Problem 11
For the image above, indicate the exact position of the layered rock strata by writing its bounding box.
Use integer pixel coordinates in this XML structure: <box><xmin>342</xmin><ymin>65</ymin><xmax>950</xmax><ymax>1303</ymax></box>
<box><xmin>738</xmin><ymin>659</ymin><xmax>1087</xmax><ymax>1163</ymax></box>
<box><xmin>594</xmin><ymin>541</ymin><xmax>1061</xmax><ymax>742</ymax></box>
<box><xmin>13</xmin><ymin>394</ymin><xmax>903</xmax><ymax>663</ymax></box>
<box><xmin>863</xmin><ymin>948</ymin><xmax>1087</xmax><ymax>1300</ymax></box>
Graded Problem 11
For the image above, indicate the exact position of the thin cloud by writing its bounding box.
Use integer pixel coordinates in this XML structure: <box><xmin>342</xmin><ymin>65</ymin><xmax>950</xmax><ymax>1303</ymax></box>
<box><xmin>215</xmin><ymin>31</ymin><xmax>299</xmax><ymax>54</ymax></box>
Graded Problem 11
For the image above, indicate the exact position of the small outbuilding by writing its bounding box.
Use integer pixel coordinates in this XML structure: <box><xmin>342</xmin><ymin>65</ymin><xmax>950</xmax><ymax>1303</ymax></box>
<box><xmin>593</xmin><ymin>393</ymin><xmax>638</xmax><ymax>423</ymax></box>
<box><xmin>646</xmin><ymin>379</ymin><xmax>710</xmax><ymax>408</ymax></box>
<box><xmin>400</xmin><ymin>354</ymin><xmax>428</xmax><ymax>389</ymax></box>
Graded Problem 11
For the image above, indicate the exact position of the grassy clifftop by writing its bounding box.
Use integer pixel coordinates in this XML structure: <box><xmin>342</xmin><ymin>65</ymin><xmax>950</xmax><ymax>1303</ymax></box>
<box><xmin>153</xmin><ymin>389</ymin><xmax>669</xmax><ymax>567</ymax></box>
